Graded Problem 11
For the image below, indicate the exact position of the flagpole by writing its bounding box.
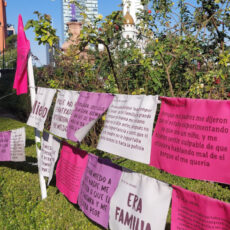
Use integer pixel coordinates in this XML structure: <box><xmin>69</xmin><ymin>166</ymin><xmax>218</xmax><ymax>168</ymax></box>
<box><xmin>27</xmin><ymin>53</ymin><xmax>47</xmax><ymax>200</ymax></box>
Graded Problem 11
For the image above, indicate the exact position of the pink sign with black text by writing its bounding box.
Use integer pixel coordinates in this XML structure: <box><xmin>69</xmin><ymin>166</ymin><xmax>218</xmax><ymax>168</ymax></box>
<box><xmin>67</xmin><ymin>91</ymin><xmax>114</xmax><ymax>142</ymax></box>
<box><xmin>150</xmin><ymin>97</ymin><xmax>230</xmax><ymax>184</ymax></box>
<box><xmin>171</xmin><ymin>186</ymin><xmax>230</xmax><ymax>230</ymax></box>
<box><xmin>78</xmin><ymin>154</ymin><xmax>122</xmax><ymax>229</ymax></box>
<box><xmin>0</xmin><ymin>131</ymin><xmax>11</xmax><ymax>161</ymax></box>
<box><xmin>56</xmin><ymin>142</ymin><xmax>88</xmax><ymax>204</ymax></box>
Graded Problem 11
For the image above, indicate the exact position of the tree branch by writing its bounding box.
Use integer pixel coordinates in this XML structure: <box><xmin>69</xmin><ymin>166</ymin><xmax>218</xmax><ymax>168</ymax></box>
<box><xmin>159</xmin><ymin>52</ymin><xmax>175</xmax><ymax>97</ymax></box>
<box><xmin>97</xmin><ymin>39</ymin><xmax>121</xmax><ymax>93</ymax></box>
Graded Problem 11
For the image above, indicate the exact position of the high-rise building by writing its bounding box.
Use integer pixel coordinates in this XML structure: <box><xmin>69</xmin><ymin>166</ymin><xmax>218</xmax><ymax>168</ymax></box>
<box><xmin>61</xmin><ymin>0</ymin><xmax>98</xmax><ymax>42</ymax></box>
<box><xmin>46</xmin><ymin>38</ymin><xmax>60</xmax><ymax>66</ymax></box>
<box><xmin>0</xmin><ymin>0</ymin><xmax>7</xmax><ymax>54</ymax></box>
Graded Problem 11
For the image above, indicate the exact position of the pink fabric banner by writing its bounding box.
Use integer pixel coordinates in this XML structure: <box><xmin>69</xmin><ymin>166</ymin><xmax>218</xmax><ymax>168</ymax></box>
<box><xmin>78</xmin><ymin>154</ymin><xmax>122</xmax><ymax>228</ymax></box>
<box><xmin>13</xmin><ymin>14</ymin><xmax>30</xmax><ymax>95</ymax></box>
<box><xmin>150</xmin><ymin>97</ymin><xmax>230</xmax><ymax>184</ymax></box>
<box><xmin>56</xmin><ymin>142</ymin><xmax>88</xmax><ymax>204</ymax></box>
<box><xmin>171</xmin><ymin>186</ymin><xmax>230</xmax><ymax>230</ymax></box>
<box><xmin>0</xmin><ymin>131</ymin><xmax>11</xmax><ymax>161</ymax></box>
<box><xmin>67</xmin><ymin>91</ymin><xmax>114</xmax><ymax>142</ymax></box>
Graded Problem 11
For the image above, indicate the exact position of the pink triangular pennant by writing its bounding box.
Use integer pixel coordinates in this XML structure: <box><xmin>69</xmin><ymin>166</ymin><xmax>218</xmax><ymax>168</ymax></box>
<box><xmin>13</xmin><ymin>14</ymin><xmax>30</xmax><ymax>95</ymax></box>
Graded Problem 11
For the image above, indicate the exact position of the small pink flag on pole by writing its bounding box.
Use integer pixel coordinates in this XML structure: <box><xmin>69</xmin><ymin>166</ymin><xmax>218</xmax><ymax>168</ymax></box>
<box><xmin>13</xmin><ymin>14</ymin><xmax>30</xmax><ymax>95</ymax></box>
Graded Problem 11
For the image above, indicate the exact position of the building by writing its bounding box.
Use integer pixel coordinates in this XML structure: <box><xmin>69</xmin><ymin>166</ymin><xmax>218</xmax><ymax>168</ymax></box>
<box><xmin>123</xmin><ymin>0</ymin><xmax>147</xmax><ymax>26</ymax></box>
<box><xmin>0</xmin><ymin>0</ymin><xmax>7</xmax><ymax>54</ymax></box>
<box><xmin>7</xmin><ymin>24</ymin><xmax>15</xmax><ymax>37</ymax></box>
<box><xmin>122</xmin><ymin>0</ymin><xmax>148</xmax><ymax>51</ymax></box>
<box><xmin>61</xmin><ymin>0</ymin><xmax>98</xmax><ymax>42</ymax></box>
<box><xmin>61</xmin><ymin>20</ymin><xmax>90</xmax><ymax>61</ymax></box>
<box><xmin>46</xmin><ymin>38</ymin><xmax>60</xmax><ymax>66</ymax></box>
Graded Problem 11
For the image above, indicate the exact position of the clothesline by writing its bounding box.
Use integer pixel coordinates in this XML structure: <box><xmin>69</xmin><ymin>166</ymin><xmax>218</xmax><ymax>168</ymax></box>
<box><xmin>0</xmin><ymin>92</ymin><xmax>15</xmax><ymax>101</ymax></box>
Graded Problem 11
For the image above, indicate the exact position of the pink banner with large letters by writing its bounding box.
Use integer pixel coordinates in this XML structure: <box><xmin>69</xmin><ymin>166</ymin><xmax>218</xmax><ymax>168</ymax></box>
<box><xmin>171</xmin><ymin>186</ymin><xmax>230</xmax><ymax>230</ymax></box>
<box><xmin>150</xmin><ymin>97</ymin><xmax>230</xmax><ymax>184</ymax></box>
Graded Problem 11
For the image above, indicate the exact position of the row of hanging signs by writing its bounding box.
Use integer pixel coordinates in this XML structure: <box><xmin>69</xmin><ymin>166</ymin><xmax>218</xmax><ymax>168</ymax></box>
<box><xmin>1</xmin><ymin>87</ymin><xmax>230</xmax><ymax>229</ymax></box>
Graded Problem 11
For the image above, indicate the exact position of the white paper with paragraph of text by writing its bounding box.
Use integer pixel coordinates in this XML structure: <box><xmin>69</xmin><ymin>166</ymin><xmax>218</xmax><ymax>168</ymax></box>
<box><xmin>97</xmin><ymin>94</ymin><xmax>159</xmax><ymax>164</ymax></box>
<box><xmin>39</xmin><ymin>131</ymin><xmax>60</xmax><ymax>185</ymax></box>
<box><xmin>10</xmin><ymin>127</ymin><xmax>26</xmax><ymax>161</ymax></box>
<box><xmin>50</xmin><ymin>89</ymin><xmax>79</xmax><ymax>139</ymax></box>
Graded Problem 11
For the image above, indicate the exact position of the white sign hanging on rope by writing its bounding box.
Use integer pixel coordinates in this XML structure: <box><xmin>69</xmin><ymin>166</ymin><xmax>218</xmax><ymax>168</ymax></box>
<box><xmin>39</xmin><ymin>131</ymin><xmax>60</xmax><ymax>185</ymax></box>
<box><xmin>50</xmin><ymin>89</ymin><xmax>79</xmax><ymax>139</ymax></box>
<box><xmin>10</xmin><ymin>127</ymin><xmax>26</xmax><ymax>161</ymax></box>
<box><xmin>97</xmin><ymin>94</ymin><xmax>159</xmax><ymax>164</ymax></box>
<box><xmin>27</xmin><ymin>87</ymin><xmax>56</xmax><ymax>131</ymax></box>
<box><xmin>109</xmin><ymin>171</ymin><xmax>172</xmax><ymax>230</ymax></box>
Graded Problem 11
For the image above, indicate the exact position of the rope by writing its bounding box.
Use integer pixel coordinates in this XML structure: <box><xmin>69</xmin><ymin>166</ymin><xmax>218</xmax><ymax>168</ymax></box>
<box><xmin>0</xmin><ymin>92</ymin><xmax>15</xmax><ymax>101</ymax></box>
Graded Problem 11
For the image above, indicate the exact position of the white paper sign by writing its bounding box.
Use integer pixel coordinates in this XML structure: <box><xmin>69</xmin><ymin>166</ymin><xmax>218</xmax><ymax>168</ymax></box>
<box><xmin>97</xmin><ymin>94</ymin><xmax>159</xmax><ymax>164</ymax></box>
<box><xmin>27</xmin><ymin>87</ymin><xmax>56</xmax><ymax>131</ymax></box>
<box><xmin>109</xmin><ymin>171</ymin><xmax>172</xmax><ymax>230</ymax></box>
<box><xmin>39</xmin><ymin>131</ymin><xmax>60</xmax><ymax>184</ymax></box>
<box><xmin>10</xmin><ymin>127</ymin><xmax>26</xmax><ymax>162</ymax></box>
<box><xmin>50</xmin><ymin>89</ymin><xmax>79</xmax><ymax>139</ymax></box>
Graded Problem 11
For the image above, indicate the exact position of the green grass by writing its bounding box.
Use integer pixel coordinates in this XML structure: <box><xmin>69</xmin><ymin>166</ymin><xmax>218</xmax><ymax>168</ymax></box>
<box><xmin>0</xmin><ymin>117</ymin><xmax>230</xmax><ymax>229</ymax></box>
<box><xmin>0</xmin><ymin>118</ymin><xmax>101</xmax><ymax>230</ymax></box>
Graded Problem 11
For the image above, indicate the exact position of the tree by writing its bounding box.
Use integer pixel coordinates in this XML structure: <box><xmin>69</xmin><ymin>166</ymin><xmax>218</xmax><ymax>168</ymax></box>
<box><xmin>5</xmin><ymin>34</ymin><xmax>17</xmax><ymax>50</ymax></box>
<box><xmin>28</xmin><ymin>0</ymin><xmax>230</xmax><ymax>99</ymax></box>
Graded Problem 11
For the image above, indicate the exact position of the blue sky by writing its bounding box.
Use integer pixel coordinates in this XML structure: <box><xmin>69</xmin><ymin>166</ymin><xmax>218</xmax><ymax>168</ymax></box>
<box><xmin>6</xmin><ymin>0</ymin><xmax>121</xmax><ymax>66</ymax></box>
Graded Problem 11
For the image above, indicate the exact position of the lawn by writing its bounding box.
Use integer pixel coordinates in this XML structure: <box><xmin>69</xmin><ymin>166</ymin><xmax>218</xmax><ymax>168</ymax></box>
<box><xmin>0</xmin><ymin>117</ymin><xmax>230</xmax><ymax>229</ymax></box>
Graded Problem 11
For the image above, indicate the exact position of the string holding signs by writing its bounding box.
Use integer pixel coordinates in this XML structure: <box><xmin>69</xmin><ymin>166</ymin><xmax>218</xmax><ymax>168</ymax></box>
<box><xmin>27</xmin><ymin>87</ymin><xmax>56</xmax><ymax>131</ymax></box>
<box><xmin>0</xmin><ymin>131</ymin><xmax>11</xmax><ymax>161</ymax></box>
<box><xmin>97</xmin><ymin>94</ymin><xmax>159</xmax><ymax>164</ymax></box>
<box><xmin>50</xmin><ymin>89</ymin><xmax>79</xmax><ymax>139</ymax></box>
<box><xmin>78</xmin><ymin>154</ymin><xmax>122</xmax><ymax>229</ymax></box>
<box><xmin>67</xmin><ymin>91</ymin><xmax>114</xmax><ymax>142</ymax></box>
<box><xmin>171</xmin><ymin>186</ymin><xmax>230</xmax><ymax>230</ymax></box>
<box><xmin>109</xmin><ymin>171</ymin><xmax>172</xmax><ymax>230</ymax></box>
<box><xmin>56</xmin><ymin>142</ymin><xmax>88</xmax><ymax>204</ymax></box>
<box><xmin>39</xmin><ymin>132</ymin><xmax>60</xmax><ymax>185</ymax></box>
<box><xmin>150</xmin><ymin>97</ymin><xmax>230</xmax><ymax>184</ymax></box>
<box><xmin>10</xmin><ymin>127</ymin><xmax>26</xmax><ymax>162</ymax></box>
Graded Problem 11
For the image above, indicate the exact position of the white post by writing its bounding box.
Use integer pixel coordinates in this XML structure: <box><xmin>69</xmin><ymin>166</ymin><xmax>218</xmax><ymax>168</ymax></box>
<box><xmin>27</xmin><ymin>53</ymin><xmax>47</xmax><ymax>200</ymax></box>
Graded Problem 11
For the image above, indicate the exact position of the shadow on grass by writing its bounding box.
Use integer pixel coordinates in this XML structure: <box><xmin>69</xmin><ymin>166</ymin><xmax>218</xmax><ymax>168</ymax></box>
<box><xmin>51</xmin><ymin>174</ymin><xmax>171</xmax><ymax>230</ymax></box>
<box><xmin>0</xmin><ymin>156</ymin><xmax>38</xmax><ymax>174</ymax></box>
<box><xmin>26</xmin><ymin>138</ymin><xmax>35</xmax><ymax>147</ymax></box>
<box><xmin>73</xmin><ymin>203</ymin><xmax>105</xmax><ymax>230</ymax></box>
<box><xmin>165</xmin><ymin>223</ymin><xmax>170</xmax><ymax>230</ymax></box>
<box><xmin>49</xmin><ymin>174</ymin><xmax>57</xmax><ymax>188</ymax></box>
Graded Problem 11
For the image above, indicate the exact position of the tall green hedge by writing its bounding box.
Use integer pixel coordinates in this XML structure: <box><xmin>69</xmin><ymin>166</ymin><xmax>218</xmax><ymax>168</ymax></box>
<box><xmin>0</xmin><ymin>69</ymin><xmax>31</xmax><ymax>122</ymax></box>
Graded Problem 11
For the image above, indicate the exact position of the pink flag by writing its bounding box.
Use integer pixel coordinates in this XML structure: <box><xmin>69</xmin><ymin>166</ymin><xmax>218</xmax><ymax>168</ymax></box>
<box><xmin>56</xmin><ymin>142</ymin><xmax>88</xmax><ymax>204</ymax></box>
<box><xmin>78</xmin><ymin>154</ymin><xmax>122</xmax><ymax>228</ymax></box>
<box><xmin>171</xmin><ymin>186</ymin><xmax>230</xmax><ymax>230</ymax></box>
<box><xmin>13</xmin><ymin>14</ymin><xmax>30</xmax><ymax>95</ymax></box>
<box><xmin>0</xmin><ymin>131</ymin><xmax>11</xmax><ymax>161</ymax></box>
<box><xmin>150</xmin><ymin>97</ymin><xmax>230</xmax><ymax>184</ymax></box>
<box><xmin>67</xmin><ymin>91</ymin><xmax>114</xmax><ymax>142</ymax></box>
